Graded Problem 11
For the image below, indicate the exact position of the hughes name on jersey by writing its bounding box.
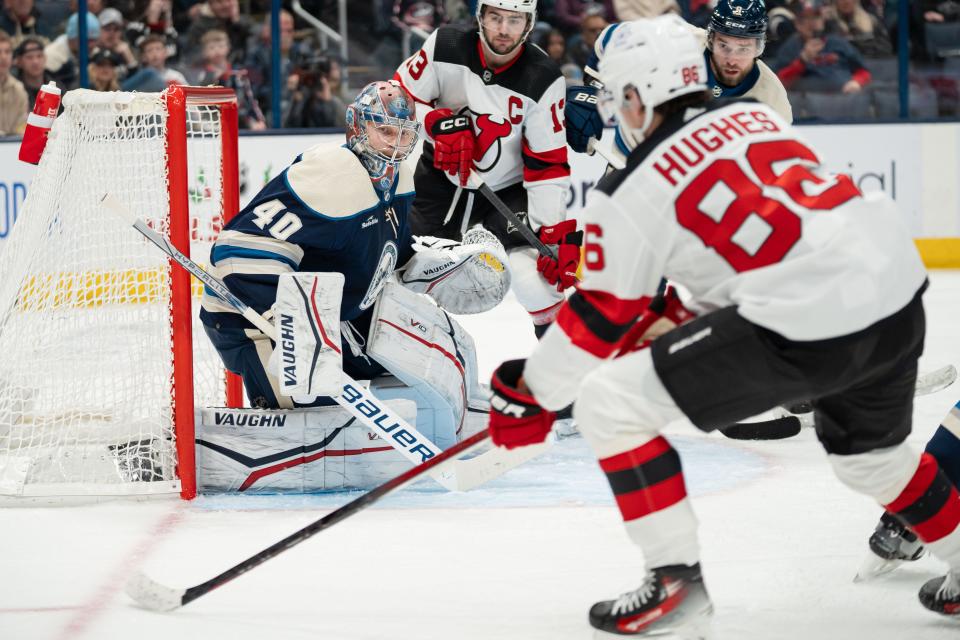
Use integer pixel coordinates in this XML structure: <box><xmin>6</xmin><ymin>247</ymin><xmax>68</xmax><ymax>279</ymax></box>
<box><xmin>200</xmin><ymin>144</ymin><xmax>416</xmax><ymax>330</ymax></box>
<box><xmin>527</xmin><ymin>99</ymin><xmax>926</xmax><ymax>409</ymax></box>
<box><xmin>394</xmin><ymin>24</ymin><xmax>570</xmax><ymax>228</ymax></box>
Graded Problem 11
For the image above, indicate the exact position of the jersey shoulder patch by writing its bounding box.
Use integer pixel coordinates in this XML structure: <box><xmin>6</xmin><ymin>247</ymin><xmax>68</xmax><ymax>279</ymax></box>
<box><xmin>285</xmin><ymin>145</ymin><xmax>380</xmax><ymax>219</ymax></box>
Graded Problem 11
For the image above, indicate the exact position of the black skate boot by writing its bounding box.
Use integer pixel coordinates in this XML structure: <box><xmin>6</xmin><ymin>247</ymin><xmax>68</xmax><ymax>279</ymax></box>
<box><xmin>589</xmin><ymin>563</ymin><xmax>713</xmax><ymax>638</ymax></box>
<box><xmin>918</xmin><ymin>570</ymin><xmax>960</xmax><ymax>616</ymax></box>
<box><xmin>855</xmin><ymin>513</ymin><xmax>925</xmax><ymax>582</ymax></box>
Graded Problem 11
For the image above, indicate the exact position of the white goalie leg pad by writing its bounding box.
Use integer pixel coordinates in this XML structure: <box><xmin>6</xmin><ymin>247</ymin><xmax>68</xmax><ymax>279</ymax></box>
<box><xmin>273</xmin><ymin>272</ymin><xmax>344</xmax><ymax>400</ymax></box>
<box><xmin>507</xmin><ymin>246</ymin><xmax>565</xmax><ymax>325</ymax></box>
<box><xmin>196</xmin><ymin>402</ymin><xmax>419</xmax><ymax>493</ymax></box>
<box><xmin>367</xmin><ymin>281</ymin><xmax>485</xmax><ymax>449</ymax></box>
<box><xmin>399</xmin><ymin>227</ymin><xmax>511</xmax><ymax>314</ymax></box>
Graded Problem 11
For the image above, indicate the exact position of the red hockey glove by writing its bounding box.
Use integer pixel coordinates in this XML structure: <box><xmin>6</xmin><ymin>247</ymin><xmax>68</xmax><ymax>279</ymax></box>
<box><xmin>424</xmin><ymin>108</ymin><xmax>475</xmax><ymax>187</ymax></box>
<box><xmin>536</xmin><ymin>219</ymin><xmax>582</xmax><ymax>292</ymax></box>
<box><xmin>616</xmin><ymin>286</ymin><xmax>696</xmax><ymax>356</ymax></box>
<box><xmin>489</xmin><ymin>359</ymin><xmax>556</xmax><ymax>449</ymax></box>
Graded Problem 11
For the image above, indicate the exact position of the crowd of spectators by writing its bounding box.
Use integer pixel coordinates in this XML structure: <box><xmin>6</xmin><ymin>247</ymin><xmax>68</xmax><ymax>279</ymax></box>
<box><xmin>0</xmin><ymin>0</ymin><xmax>958</xmax><ymax>136</ymax></box>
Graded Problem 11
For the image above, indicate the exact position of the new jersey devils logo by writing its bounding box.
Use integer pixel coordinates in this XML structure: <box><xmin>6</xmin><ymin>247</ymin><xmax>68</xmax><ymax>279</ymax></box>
<box><xmin>462</xmin><ymin>109</ymin><xmax>512</xmax><ymax>172</ymax></box>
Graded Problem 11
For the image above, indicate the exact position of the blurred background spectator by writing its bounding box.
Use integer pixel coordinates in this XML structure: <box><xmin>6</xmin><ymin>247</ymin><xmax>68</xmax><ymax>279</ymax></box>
<box><xmin>1</xmin><ymin>0</ymin><xmax>59</xmax><ymax>45</ymax></box>
<box><xmin>44</xmin><ymin>11</ymin><xmax>98</xmax><ymax>89</ymax></box>
<box><xmin>0</xmin><ymin>29</ymin><xmax>27</xmax><ymax>135</ymax></box>
<box><xmin>182</xmin><ymin>0</ymin><xmax>252</xmax><ymax>66</ymax></box>
<box><xmin>823</xmin><ymin>0</ymin><xmax>892</xmax><ymax>57</ymax></box>
<box><xmin>538</xmin><ymin>26</ymin><xmax>581</xmax><ymax>84</ymax></box>
<box><xmin>13</xmin><ymin>34</ymin><xmax>62</xmax><ymax>105</ymax></box>
<box><xmin>188</xmin><ymin>28</ymin><xmax>265</xmax><ymax>129</ymax></box>
<box><xmin>121</xmin><ymin>31</ymin><xmax>186</xmax><ymax>90</ymax></box>
<box><xmin>87</xmin><ymin>45</ymin><xmax>121</xmax><ymax>90</ymax></box>
<box><xmin>96</xmin><ymin>8</ymin><xmax>137</xmax><ymax>78</ymax></box>
<box><xmin>244</xmin><ymin>9</ymin><xmax>307</xmax><ymax>125</ymax></box>
<box><xmin>284</xmin><ymin>52</ymin><xmax>345</xmax><ymax>128</ymax></box>
<box><xmin>568</xmin><ymin>5</ymin><xmax>607</xmax><ymax>69</ymax></box>
<box><xmin>553</xmin><ymin>0</ymin><xmax>614</xmax><ymax>35</ymax></box>
<box><xmin>126</xmin><ymin>0</ymin><xmax>180</xmax><ymax>62</ymax></box>
<box><xmin>774</xmin><ymin>1</ymin><xmax>871</xmax><ymax>94</ymax></box>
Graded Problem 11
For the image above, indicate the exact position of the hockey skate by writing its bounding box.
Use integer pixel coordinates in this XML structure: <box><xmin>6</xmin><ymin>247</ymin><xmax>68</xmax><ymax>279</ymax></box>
<box><xmin>918</xmin><ymin>570</ymin><xmax>960</xmax><ymax>616</ymax></box>
<box><xmin>589</xmin><ymin>563</ymin><xmax>713</xmax><ymax>638</ymax></box>
<box><xmin>854</xmin><ymin>513</ymin><xmax>925</xmax><ymax>582</ymax></box>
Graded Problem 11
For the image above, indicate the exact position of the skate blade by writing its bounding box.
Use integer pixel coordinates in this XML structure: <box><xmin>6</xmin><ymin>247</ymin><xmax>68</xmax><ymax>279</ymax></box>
<box><xmin>592</xmin><ymin>606</ymin><xmax>714</xmax><ymax>639</ymax></box>
<box><xmin>854</xmin><ymin>553</ymin><xmax>903</xmax><ymax>583</ymax></box>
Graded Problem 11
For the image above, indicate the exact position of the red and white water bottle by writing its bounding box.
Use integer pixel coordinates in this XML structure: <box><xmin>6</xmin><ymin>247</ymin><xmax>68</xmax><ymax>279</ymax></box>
<box><xmin>18</xmin><ymin>82</ymin><xmax>61</xmax><ymax>165</ymax></box>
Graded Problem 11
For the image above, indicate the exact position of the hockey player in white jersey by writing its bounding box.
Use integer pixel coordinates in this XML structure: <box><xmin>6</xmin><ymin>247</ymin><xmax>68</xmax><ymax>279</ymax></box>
<box><xmin>393</xmin><ymin>0</ymin><xmax>578</xmax><ymax>337</ymax></box>
<box><xmin>487</xmin><ymin>15</ymin><xmax>960</xmax><ymax>635</ymax></box>
<box><xmin>566</xmin><ymin>0</ymin><xmax>792</xmax><ymax>162</ymax></box>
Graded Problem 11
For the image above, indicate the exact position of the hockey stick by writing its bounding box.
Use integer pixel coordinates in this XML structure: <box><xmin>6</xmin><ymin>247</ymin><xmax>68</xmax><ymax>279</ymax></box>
<box><xmin>718</xmin><ymin>365</ymin><xmax>957</xmax><ymax>441</ymax></box>
<box><xmin>466</xmin><ymin>173</ymin><xmax>558</xmax><ymax>261</ymax></box>
<box><xmin>125</xmin><ymin>428</ymin><xmax>492</xmax><ymax>612</ymax></box>
<box><xmin>100</xmin><ymin>193</ymin><xmax>545</xmax><ymax>492</ymax></box>
<box><xmin>587</xmin><ymin>137</ymin><xmax>626</xmax><ymax>171</ymax></box>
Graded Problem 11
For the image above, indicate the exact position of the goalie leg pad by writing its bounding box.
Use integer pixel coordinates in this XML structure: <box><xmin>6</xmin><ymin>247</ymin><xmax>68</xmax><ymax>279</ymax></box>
<box><xmin>367</xmin><ymin>282</ymin><xmax>485</xmax><ymax>449</ymax></box>
<box><xmin>196</xmin><ymin>402</ymin><xmax>419</xmax><ymax>493</ymax></box>
<box><xmin>399</xmin><ymin>228</ymin><xmax>511</xmax><ymax>314</ymax></box>
<box><xmin>273</xmin><ymin>272</ymin><xmax>345</xmax><ymax>399</ymax></box>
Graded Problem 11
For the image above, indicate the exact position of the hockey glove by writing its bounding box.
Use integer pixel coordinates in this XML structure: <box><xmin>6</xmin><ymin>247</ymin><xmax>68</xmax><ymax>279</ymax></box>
<box><xmin>424</xmin><ymin>108</ymin><xmax>475</xmax><ymax>187</ymax></box>
<box><xmin>565</xmin><ymin>85</ymin><xmax>604</xmax><ymax>154</ymax></box>
<box><xmin>616</xmin><ymin>286</ymin><xmax>696</xmax><ymax>356</ymax></box>
<box><xmin>537</xmin><ymin>219</ymin><xmax>582</xmax><ymax>292</ymax></box>
<box><xmin>489</xmin><ymin>359</ymin><xmax>556</xmax><ymax>449</ymax></box>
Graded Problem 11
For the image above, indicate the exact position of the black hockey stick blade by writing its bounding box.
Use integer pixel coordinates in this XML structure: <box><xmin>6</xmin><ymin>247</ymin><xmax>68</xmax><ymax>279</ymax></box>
<box><xmin>718</xmin><ymin>416</ymin><xmax>802</xmax><ymax>440</ymax></box>
<box><xmin>126</xmin><ymin>429</ymin><xmax>492</xmax><ymax>612</ymax></box>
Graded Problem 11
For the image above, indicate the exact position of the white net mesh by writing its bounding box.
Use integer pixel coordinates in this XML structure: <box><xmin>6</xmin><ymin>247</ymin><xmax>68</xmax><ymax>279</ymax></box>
<box><xmin>0</xmin><ymin>89</ymin><xmax>234</xmax><ymax>499</ymax></box>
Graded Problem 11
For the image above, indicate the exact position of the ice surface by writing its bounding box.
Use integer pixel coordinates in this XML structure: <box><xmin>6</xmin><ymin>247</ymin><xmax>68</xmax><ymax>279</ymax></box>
<box><xmin>2</xmin><ymin>273</ymin><xmax>959</xmax><ymax>640</ymax></box>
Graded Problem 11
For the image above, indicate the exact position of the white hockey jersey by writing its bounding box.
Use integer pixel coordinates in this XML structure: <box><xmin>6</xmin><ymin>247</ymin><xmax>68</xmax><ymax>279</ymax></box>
<box><xmin>394</xmin><ymin>25</ymin><xmax>570</xmax><ymax>228</ymax></box>
<box><xmin>526</xmin><ymin>100</ymin><xmax>927</xmax><ymax>410</ymax></box>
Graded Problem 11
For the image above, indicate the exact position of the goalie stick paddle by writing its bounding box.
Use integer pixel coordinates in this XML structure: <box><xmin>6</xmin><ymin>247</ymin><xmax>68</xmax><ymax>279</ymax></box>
<box><xmin>125</xmin><ymin>429</ymin><xmax>492</xmax><ymax>612</ymax></box>
<box><xmin>100</xmin><ymin>193</ymin><xmax>548</xmax><ymax>492</ymax></box>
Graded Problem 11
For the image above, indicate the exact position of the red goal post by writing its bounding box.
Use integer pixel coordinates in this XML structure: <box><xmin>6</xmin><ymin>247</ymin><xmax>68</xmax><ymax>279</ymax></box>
<box><xmin>0</xmin><ymin>86</ymin><xmax>244</xmax><ymax>502</ymax></box>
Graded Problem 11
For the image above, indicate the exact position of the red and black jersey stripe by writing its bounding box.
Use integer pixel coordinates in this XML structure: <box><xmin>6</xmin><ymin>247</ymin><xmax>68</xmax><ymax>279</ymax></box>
<box><xmin>558</xmin><ymin>290</ymin><xmax>650</xmax><ymax>358</ymax></box>
<box><xmin>885</xmin><ymin>452</ymin><xmax>960</xmax><ymax>543</ymax></box>
<box><xmin>521</xmin><ymin>140</ymin><xmax>569</xmax><ymax>183</ymax></box>
<box><xmin>599</xmin><ymin>436</ymin><xmax>688</xmax><ymax>522</ymax></box>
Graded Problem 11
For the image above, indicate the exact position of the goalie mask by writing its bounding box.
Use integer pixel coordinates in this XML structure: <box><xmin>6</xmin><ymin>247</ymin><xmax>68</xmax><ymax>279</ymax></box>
<box><xmin>345</xmin><ymin>80</ymin><xmax>421</xmax><ymax>193</ymax></box>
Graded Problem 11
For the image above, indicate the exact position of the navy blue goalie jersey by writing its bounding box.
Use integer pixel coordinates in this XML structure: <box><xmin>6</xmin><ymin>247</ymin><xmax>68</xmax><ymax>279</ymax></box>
<box><xmin>199</xmin><ymin>144</ymin><xmax>416</xmax><ymax>331</ymax></box>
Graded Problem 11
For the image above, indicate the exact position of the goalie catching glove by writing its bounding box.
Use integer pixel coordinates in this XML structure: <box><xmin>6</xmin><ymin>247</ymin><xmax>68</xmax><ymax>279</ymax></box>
<box><xmin>399</xmin><ymin>227</ymin><xmax>510</xmax><ymax>314</ymax></box>
<box><xmin>424</xmin><ymin>108</ymin><xmax>475</xmax><ymax>187</ymax></box>
<box><xmin>489</xmin><ymin>359</ymin><xmax>556</xmax><ymax>449</ymax></box>
<box><xmin>537</xmin><ymin>219</ymin><xmax>582</xmax><ymax>291</ymax></box>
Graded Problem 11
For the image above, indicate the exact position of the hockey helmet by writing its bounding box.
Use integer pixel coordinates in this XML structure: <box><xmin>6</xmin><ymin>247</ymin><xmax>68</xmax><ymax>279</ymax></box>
<box><xmin>708</xmin><ymin>0</ymin><xmax>768</xmax><ymax>55</ymax></box>
<box><xmin>475</xmin><ymin>0</ymin><xmax>537</xmax><ymax>56</ymax></box>
<box><xmin>345</xmin><ymin>80</ymin><xmax>420</xmax><ymax>192</ymax></box>
<box><xmin>596</xmin><ymin>15</ymin><xmax>706</xmax><ymax>145</ymax></box>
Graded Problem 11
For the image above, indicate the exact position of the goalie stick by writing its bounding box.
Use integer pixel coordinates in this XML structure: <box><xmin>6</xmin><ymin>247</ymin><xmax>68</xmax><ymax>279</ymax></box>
<box><xmin>126</xmin><ymin>428</ymin><xmax>492</xmax><ymax>612</ymax></box>
<box><xmin>718</xmin><ymin>364</ymin><xmax>958</xmax><ymax>441</ymax></box>
<box><xmin>100</xmin><ymin>193</ymin><xmax>548</xmax><ymax>492</ymax></box>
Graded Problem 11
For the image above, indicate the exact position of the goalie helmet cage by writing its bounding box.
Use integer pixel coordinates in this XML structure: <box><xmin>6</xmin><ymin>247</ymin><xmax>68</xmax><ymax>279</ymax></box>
<box><xmin>0</xmin><ymin>86</ymin><xmax>243</xmax><ymax>502</ymax></box>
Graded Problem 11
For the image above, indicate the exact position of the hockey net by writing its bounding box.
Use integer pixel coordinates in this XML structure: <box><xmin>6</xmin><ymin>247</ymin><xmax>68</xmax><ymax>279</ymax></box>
<box><xmin>0</xmin><ymin>87</ymin><xmax>242</xmax><ymax>501</ymax></box>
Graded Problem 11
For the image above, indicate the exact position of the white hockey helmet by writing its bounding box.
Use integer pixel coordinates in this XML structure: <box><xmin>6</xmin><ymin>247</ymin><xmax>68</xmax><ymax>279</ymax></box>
<box><xmin>596</xmin><ymin>15</ymin><xmax>707</xmax><ymax>146</ymax></box>
<box><xmin>476</xmin><ymin>0</ymin><xmax>537</xmax><ymax>55</ymax></box>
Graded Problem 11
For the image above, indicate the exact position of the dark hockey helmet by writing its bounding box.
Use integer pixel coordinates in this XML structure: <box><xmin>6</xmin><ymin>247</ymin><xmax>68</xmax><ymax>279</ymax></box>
<box><xmin>345</xmin><ymin>80</ymin><xmax>421</xmax><ymax>192</ymax></box>
<box><xmin>708</xmin><ymin>0</ymin><xmax>768</xmax><ymax>55</ymax></box>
